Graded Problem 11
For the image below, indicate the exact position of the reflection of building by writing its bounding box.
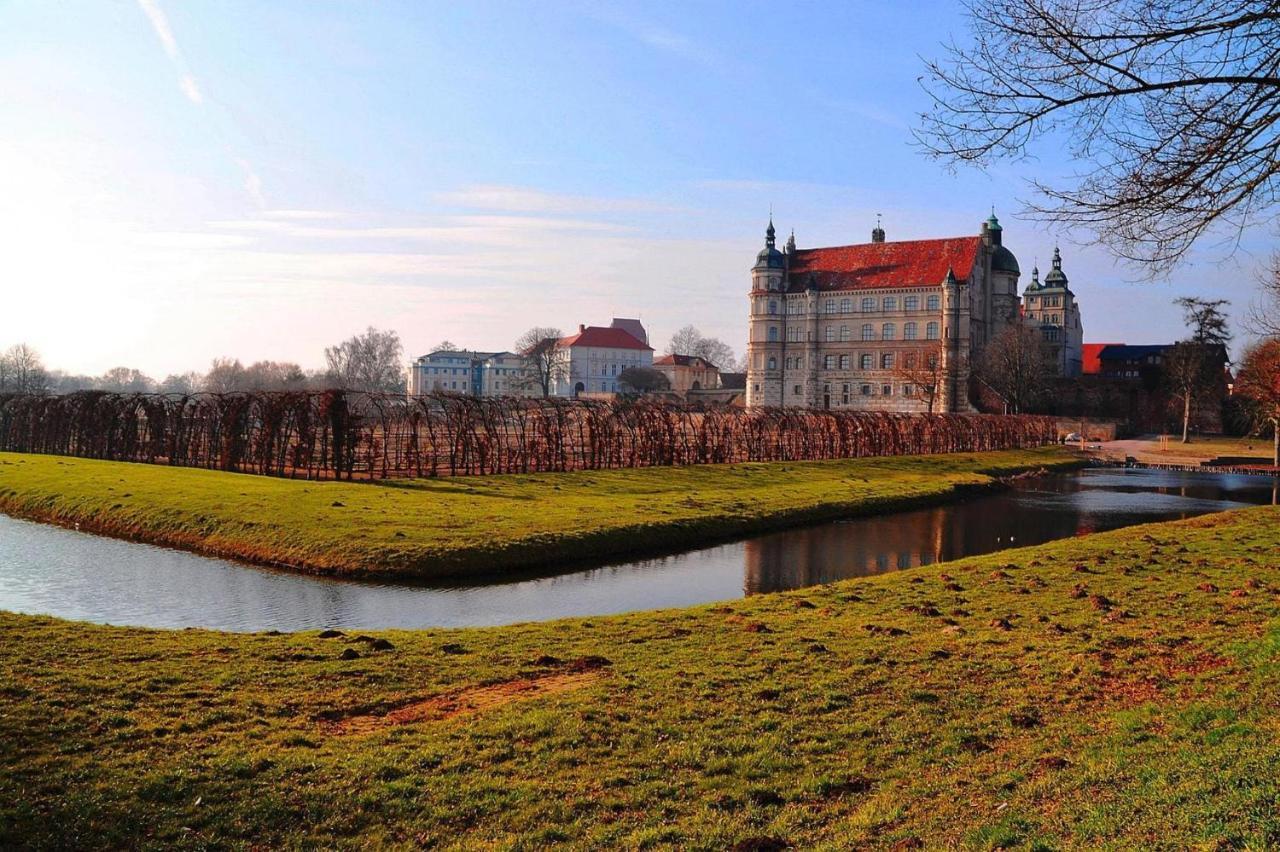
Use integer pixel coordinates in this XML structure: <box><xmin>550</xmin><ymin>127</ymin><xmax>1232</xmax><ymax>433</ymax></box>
<box><xmin>746</xmin><ymin>213</ymin><xmax>1023</xmax><ymax>412</ymax></box>
<box><xmin>1021</xmin><ymin>247</ymin><xmax>1084</xmax><ymax>376</ymax></box>
<box><xmin>554</xmin><ymin>322</ymin><xmax>653</xmax><ymax>397</ymax></box>
<box><xmin>653</xmin><ymin>354</ymin><xmax>719</xmax><ymax>394</ymax></box>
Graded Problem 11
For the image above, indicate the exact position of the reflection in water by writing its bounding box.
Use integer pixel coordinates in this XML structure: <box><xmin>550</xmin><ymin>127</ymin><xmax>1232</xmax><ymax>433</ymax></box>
<box><xmin>0</xmin><ymin>469</ymin><xmax>1273</xmax><ymax>632</ymax></box>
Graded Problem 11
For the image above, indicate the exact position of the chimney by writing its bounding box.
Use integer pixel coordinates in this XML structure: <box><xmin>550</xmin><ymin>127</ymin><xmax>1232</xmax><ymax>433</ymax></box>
<box><xmin>579</xmin><ymin>324</ymin><xmax>586</xmax><ymax>333</ymax></box>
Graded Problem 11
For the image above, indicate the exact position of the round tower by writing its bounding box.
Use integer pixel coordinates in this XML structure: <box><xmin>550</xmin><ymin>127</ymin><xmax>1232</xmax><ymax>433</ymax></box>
<box><xmin>746</xmin><ymin>219</ymin><xmax>787</xmax><ymax>407</ymax></box>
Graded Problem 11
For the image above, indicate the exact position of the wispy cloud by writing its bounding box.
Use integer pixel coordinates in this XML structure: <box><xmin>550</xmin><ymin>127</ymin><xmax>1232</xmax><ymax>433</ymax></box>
<box><xmin>136</xmin><ymin>0</ymin><xmax>202</xmax><ymax>105</ymax></box>
<box><xmin>234</xmin><ymin>158</ymin><xmax>266</xmax><ymax>208</ymax></box>
<box><xmin>585</xmin><ymin>8</ymin><xmax>729</xmax><ymax>74</ymax></box>
<box><xmin>435</xmin><ymin>184</ymin><xmax>679</xmax><ymax>216</ymax></box>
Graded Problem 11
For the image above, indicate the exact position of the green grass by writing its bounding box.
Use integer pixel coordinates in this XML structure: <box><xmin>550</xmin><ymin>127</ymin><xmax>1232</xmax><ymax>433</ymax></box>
<box><xmin>0</xmin><ymin>448</ymin><xmax>1078</xmax><ymax>579</ymax></box>
<box><xmin>2</xmin><ymin>505</ymin><xmax>1277</xmax><ymax>848</ymax></box>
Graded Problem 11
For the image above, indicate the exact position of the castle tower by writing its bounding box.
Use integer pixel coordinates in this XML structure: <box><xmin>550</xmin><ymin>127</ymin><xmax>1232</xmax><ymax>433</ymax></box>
<box><xmin>746</xmin><ymin>219</ymin><xmax>787</xmax><ymax>407</ymax></box>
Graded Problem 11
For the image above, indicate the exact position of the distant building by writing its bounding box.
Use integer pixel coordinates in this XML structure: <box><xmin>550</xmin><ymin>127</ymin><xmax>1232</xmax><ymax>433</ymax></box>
<box><xmin>1082</xmin><ymin>342</ymin><xmax>1122</xmax><ymax>376</ymax></box>
<box><xmin>408</xmin><ymin>349</ymin><xmax>536</xmax><ymax>397</ymax></box>
<box><xmin>746</xmin><ymin>213</ymin><xmax>1023</xmax><ymax>412</ymax></box>
<box><xmin>609</xmin><ymin>317</ymin><xmax>649</xmax><ymax>347</ymax></box>
<box><xmin>653</xmin><ymin>354</ymin><xmax>720</xmax><ymax>395</ymax></box>
<box><xmin>1021</xmin><ymin>247</ymin><xmax>1085</xmax><ymax>376</ymax></box>
<box><xmin>555</xmin><ymin>323</ymin><xmax>653</xmax><ymax>396</ymax></box>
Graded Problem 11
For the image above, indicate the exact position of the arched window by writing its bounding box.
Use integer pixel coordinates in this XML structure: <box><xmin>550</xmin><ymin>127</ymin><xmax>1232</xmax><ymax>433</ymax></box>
<box><xmin>927</xmin><ymin>295</ymin><xmax>941</xmax><ymax>311</ymax></box>
<box><xmin>904</xmin><ymin>322</ymin><xmax>918</xmax><ymax>340</ymax></box>
<box><xmin>840</xmin><ymin>325</ymin><xmax>850</xmax><ymax>342</ymax></box>
<box><xmin>839</xmin><ymin>354</ymin><xmax>850</xmax><ymax>369</ymax></box>
<box><xmin>926</xmin><ymin>322</ymin><xmax>940</xmax><ymax>340</ymax></box>
<box><xmin>767</xmin><ymin>326</ymin><xmax>778</xmax><ymax>342</ymax></box>
<box><xmin>883</xmin><ymin>296</ymin><xmax>898</xmax><ymax>311</ymax></box>
<box><xmin>861</xmin><ymin>297</ymin><xmax>876</xmax><ymax>312</ymax></box>
<box><xmin>882</xmin><ymin>323</ymin><xmax>896</xmax><ymax>340</ymax></box>
<box><xmin>905</xmin><ymin>295</ymin><xmax>920</xmax><ymax>311</ymax></box>
<box><xmin>823</xmin><ymin>355</ymin><xmax>835</xmax><ymax>369</ymax></box>
<box><xmin>882</xmin><ymin>353</ymin><xmax>895</xmax><ymax>369</ymax></box>
<box><xmin>824</xmin><ymin>299</ymin><xmax>836</xmax><ymax>314</ymax></box>
<box><xmin>840</xmin><ymin>298</ymin><xmax>852</xmax><ymax>313</ymax></box>
<box><xmin>825</xmin><ymin>326</ymin><xmax>835</xmax><ymax>342</ymax></box>
<box><xmin>860</xmin><ymin>353</ymin><xmax>872</xmax><ymax>369</ymax></box>
<box><xmin>861</xmin><ymin>324</ymin><xmax>875</xmax><ymax>340</ymax></box>
<box><xmin>767</xmin><ymin>356</ymin><xmax>777</xmax><ymax>369</ymax></box>
<box><xmin>768</xmin><ymin>301</ymin><xmax>777</xmax><ymax>315</ymax></box>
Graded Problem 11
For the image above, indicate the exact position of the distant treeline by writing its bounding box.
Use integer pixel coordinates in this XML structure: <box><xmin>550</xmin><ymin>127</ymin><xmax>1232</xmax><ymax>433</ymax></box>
<box><xmin>0</xmin><ymin>390</ymin><xmax>1058</xmax><ymax>480</ymax></box>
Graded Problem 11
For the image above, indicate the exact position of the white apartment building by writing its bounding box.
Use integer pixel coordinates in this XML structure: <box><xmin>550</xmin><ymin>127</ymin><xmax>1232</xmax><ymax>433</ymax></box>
<box><xmin>553</xmin><ymin>323</ymin><xmax>653</xmax><ymax>396</ymax></box>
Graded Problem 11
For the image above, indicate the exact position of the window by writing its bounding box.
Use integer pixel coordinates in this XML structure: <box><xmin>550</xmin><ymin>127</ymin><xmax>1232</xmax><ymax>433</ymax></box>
<box><xmin>861</xmin><ymin>384</ymin><xmax>872</xmax><ymax>395</ymax></box>
<box><xmin>768</xmin><ymin>301</ymin><xmax>777</xmax><ymax>315</ymax></box>
<box><xmin>883</xmin><ymin>296</ymin><xmax>897</xmax><ymax>311</ymax></box>
<box><xmin>860</xmin><ymin>354</ymin><xmax>873</xmax><ymax>370</ymax></box>
<box><xmin>767</xmin><ymin>357</ymin><xmax>777</xmax><ymax>370</ymax></box>
<box><xmin>881</xmin><ymin>353</ymin><xmax>895</xmax><ymax>369</ymax></box>
<box><xmin>926</xmin><ymin>322</ymin><xmax>940</xmax><ymax>340</ymax></box>
<box><xmin>825</xmin><ymin>326</ymin><xmax>835</xmax><ymax>342</ymax></box>
<box><xmin>904</xmin><ymin>322</ymin><xmax>918</xmax><ymax>340</ymax></box>
<box><xmin>861</xmin><ymin>297</ymin><xmax>875</xmax><ymax>312</ymax></box>
<box><xmin>824</xmin><ymin>355</ymin><xmax>835</xmax><ymax>369</ymax></box>
<box><xmin>905</xmin><ymin>295</ymin><xmax>920</xmax><ymax>311</ymax></box>
<box><xmin>927</xmin><ymin>295</ymin><xmax>940</xmax><ymax>311</ymax></box>
<box><xmin>793</xmin><ymin>384</ymin><xmax>802</xmax><ymax>395</ymax></box>
<box><xmin>840</xmin><ymin>325</ymin><xmax>850</xmax><ymax>342</ymax></box>
<box><xmin>787</xmin><ymin>326</ymin><xmax>799</xmax><ymax>342</ymax></box>
<box><xmin>840</xmin><ymin>298</ymin><xmax>852</xmax><ymax>313</ymax></box>
<box><xmin>767</xmin><ymin>326</ymin><xmax>778</xmax><ymax>342</ymax></box>
<box><xmin>839</xmin><ymin>354</ymin><xmax>850</xmax><ymax>369</ymax></box>
<box><xmin>842</xmin><ymin>384</ymin><xmax>850</xmax><ymax>404</ymax></box>
<box><xmin>883</xmin><ymin>385</ymin><xmax>893</xmax><ymax>396</ymax></box>
<box><xmin>903</xmin><ymin>385</ymin><xmax>914</xmax><ymax>396</ymax></box>
<box><xmin>824</xmin><ymin>299</ymin><xmax>835</xmax><ymax>314</ymax></box>
<box><xmin>882</xmin><ymin>323</ymin><xmax>896</xmax><ymax>340</ymax></box>
<box><xmin>861</xmin><ymin>324</ymin><xmax>875</xmax><ymax>341</ymax></box>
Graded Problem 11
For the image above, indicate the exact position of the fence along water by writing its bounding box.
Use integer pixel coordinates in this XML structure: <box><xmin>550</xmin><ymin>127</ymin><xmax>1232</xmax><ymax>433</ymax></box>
<box><xmin>0</xmin><ymin>391</ymin><xmax>1058</xmax><ymax>479</ymax></box>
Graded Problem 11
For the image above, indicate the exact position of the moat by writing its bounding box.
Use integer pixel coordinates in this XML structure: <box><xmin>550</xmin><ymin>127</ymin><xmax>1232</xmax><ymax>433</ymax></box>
<box><xmin>0</xmin><ymin>468</ymin><xmax>1272</xmax><ymax>632</ymax></box>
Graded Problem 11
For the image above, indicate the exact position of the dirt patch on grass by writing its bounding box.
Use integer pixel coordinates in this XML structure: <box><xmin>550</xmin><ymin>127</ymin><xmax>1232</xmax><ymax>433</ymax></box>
<box><xmin>326</xmin><ymin>665</ymin><xmax>607</xmax><ymax>735</ymax></box>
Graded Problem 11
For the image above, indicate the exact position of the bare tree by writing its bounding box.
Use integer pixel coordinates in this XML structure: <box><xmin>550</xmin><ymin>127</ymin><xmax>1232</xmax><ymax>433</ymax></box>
<box><xmin>0</xmin><ymin>344</ymin><xmax>50</xmax><ymax>394</ymax></box>
<box><xmin>1248</xmin><ymin>252</ymin><xmax>1280</xmax><ymax>338</ymax></box>
<box><xmin>665</xmin><ymin>325</ymin><xmax>737</xmax><ymax>369</ymax></box>
<box><xmin>619</xmin><ymin>366</ymin><xmax>670</xmax><ymax>394</ymax></box>
<box><xmin>1234</xmin><ymin>338</ymin><xmax>1280</xmax><ymax>465</ymax></box>
<box><xmin>892</xmin><ymin>342</ymin><xmax>947</xmax><ymax>413</ymax></box>
<box><xmin>159</xmin><ymin>372</ymin><xmax>204</xmax><ymax>395</ymax></box>
<box><xmin>1163</xmin><ymin>341</ymin><xmax>1220</xmax><ymax>443</ymax></box>
<box><xmin>97</xmin><ymin>367</ymin><xmax>156</xmax><ymax>393</ymax></box>
<box><xmin>977</xmin><ymin>324</ymin><xmax>1056</xmax><ymax>413</ymax></box>
<box><xmin>324</xmin><ymin>327</ymin><xmax>406</xmax><ymax>392</ymax></box>
<box><xmin>514</xmin><ymin>327</ymin><xmax>567</xmax><ymax>397</ymax></box>
<box><xmin>919</xmin><ymin>1</ymin><xmax>1280</xmax><ymax>271</ymax></box>
<box><xmin>241</xmin><ymin>361</ymin><xmax>308</xmax><ymax>391</ymax></box>
<box><xmin>431</xmin><ymin>340</ymin><xmax>460</xmax><ymax>353</ymax></box>
<box><xmin>203</xmin><ymin>358</ymin><xmax>247</xmax><ymax>393</ymax></box>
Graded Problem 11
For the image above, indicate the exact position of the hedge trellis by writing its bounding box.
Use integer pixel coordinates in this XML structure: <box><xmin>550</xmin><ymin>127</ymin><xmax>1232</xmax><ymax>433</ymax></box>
<box><xmin>0</xmin><ymin>391</ymin><xmax>1057</xmax><ymax>479</ymax></box>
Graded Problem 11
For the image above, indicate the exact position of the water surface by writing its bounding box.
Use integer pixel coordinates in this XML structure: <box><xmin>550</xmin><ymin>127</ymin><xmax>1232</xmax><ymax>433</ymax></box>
<box><xmin>0</xmin><ymin>468</ymin><xmax>1272</xmax><ymax>632</ymax></box>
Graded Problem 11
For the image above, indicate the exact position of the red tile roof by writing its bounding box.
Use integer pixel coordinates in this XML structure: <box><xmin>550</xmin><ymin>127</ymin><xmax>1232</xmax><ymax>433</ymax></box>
<box><xmin>786</xmin><ymin>237</ymin><xmax>983</xmax><ymax>292</ymax></box>
<box><xmin>654</xmin><ymin>354</ymin><xmax>715</xmax><ymax>368</ymax></box>
<box><xmin>1082</xmin><ymin>342</ymin><xmax>1123</xmax><ymax>375</ymax></box>
<box><xmin>559</xmin><ymin>326</ymin><xmax>652</xmax><ymax>350</ymax></box>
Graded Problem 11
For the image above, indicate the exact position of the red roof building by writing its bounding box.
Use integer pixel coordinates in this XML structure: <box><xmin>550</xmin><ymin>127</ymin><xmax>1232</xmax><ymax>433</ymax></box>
<box><xmin>1082</xmin><ymin>342</ymin><xmax>1121</xmax><ymax>375</ymax></box>
<box><xmin>555</xmin><ymin>322</ymin><xmax>653</xmax><ymax>396</ymax></box>
<box><xmin>746</xmin><ymin>214</ymin><xmax>1026</xmax><ymax>412</ymax></box>
<box><xmin>559</xmin><ymin>324</ymin><xmax>652</xmax><ymax>350</ymax></box>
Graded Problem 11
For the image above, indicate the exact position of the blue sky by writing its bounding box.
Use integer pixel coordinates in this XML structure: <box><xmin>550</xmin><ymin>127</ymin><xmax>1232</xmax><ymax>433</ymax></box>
<box><xmin>0</xmin><ymin>0</ymin><xmax>1268</xmax><ymax>375</ymax></box>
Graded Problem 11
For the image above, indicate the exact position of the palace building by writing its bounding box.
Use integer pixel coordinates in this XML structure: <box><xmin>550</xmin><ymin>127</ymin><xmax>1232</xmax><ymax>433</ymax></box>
<box><xmin>746</xmin><ymin>213</ymin><xmax>1024</xmax><ymax>412</ymax></box>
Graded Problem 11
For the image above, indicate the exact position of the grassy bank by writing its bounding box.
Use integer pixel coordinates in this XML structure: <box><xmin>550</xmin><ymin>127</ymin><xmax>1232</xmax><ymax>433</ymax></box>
<box><xmin>0</xmin><ymin>448</ymin><xmax>1077</xmax><ymax>580</ymax></box>
<box><xmin>2</xmin><ymin>505</ymin><xmax>1277</xmax><ymax>848</ymax></box>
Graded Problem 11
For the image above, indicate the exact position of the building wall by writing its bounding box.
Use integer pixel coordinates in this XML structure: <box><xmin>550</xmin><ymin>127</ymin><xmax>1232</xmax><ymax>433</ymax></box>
<box><xmin>555</xmin><ymin>346</ymin><xmax>653</xmax><ymax>396</ymax></box>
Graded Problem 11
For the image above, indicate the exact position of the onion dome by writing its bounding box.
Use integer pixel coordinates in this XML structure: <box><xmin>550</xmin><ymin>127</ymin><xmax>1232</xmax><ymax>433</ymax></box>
<box><xmin>1043</xmin><ymin>246</ymin><xmax>1069</xmax><ymax>287</ymax></box>
<box><xmin>754</xmin><ymin>217</ymin><xmax>785</xmax><ymax>269</ymax></box>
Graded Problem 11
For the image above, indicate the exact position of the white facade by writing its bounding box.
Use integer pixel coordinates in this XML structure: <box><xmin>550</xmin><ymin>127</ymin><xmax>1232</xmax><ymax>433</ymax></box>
<box><xmin>408</xmin><ymin>350</ymin><xmax>537</xmax><ymax>397</ymax></box>
<box><xmin>552</xmin><ymin>324</ymin><xmax>654</xmax><ymax>396</ymax></box>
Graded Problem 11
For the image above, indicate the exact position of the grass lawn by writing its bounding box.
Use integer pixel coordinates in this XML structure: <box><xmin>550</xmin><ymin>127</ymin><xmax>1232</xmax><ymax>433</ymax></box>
<box><xmin>0</xmin><ymin>448</ymin><xmax>1077</xmax><ymax>580</ymax></box>
<box><xmin>1</xmin><ymin>505</ymin><xmax>1277</xmax><ymax>848</ymax></box>
<box><xmin>1122</xmin><ymin>435</ymin><xmax>1273</xmax><ymax>463</ymax></box>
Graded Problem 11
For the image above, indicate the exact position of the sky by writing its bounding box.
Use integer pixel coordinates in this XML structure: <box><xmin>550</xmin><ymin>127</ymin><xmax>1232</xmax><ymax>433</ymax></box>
<box><xmin>0</xmin><ymin>0</ymin><xmax>1271</xmax><ymax>377</ymax></box>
